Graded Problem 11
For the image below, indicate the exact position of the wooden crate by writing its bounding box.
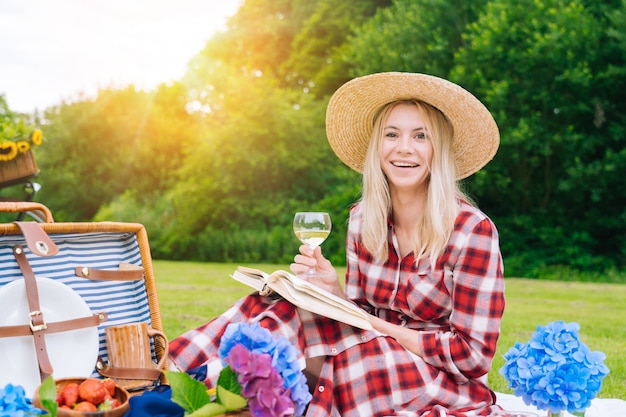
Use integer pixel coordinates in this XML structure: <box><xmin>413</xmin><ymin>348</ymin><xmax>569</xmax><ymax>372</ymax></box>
<box><xmin>0</xmin><ymin>150</ymin><xmax>40</xmax><ymax>187</ymax></box>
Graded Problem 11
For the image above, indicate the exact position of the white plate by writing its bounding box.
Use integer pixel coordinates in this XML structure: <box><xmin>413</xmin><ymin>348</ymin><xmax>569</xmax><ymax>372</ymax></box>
<box><xmin>0</xmin><ymin>277</ymin><xmax>99</xmax><ymax>396</ymax></box>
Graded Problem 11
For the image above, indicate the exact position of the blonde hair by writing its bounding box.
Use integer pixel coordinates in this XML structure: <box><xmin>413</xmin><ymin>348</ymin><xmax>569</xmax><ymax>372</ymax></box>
<box><xmin>360</xmin><ymin>100</ymin><xmax>472</xmax><ymax>266</ymax></box>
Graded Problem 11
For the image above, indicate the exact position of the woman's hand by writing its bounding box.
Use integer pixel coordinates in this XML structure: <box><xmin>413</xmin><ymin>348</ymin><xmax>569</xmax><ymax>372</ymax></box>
<box><xmin>368</xmin><ymin>315</ymin><xmax>423</xmax><ymax>358</ymax></box>
<box><xmin>290</xmin><ymin>245</ymin><xmax>346</xmax><ymax>298</ymax></box>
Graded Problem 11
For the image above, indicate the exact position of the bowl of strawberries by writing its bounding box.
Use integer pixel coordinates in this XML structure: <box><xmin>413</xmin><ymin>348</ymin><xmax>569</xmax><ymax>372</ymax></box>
<box><xmin>34</xmin><ymin>377</ymin><xmax>130</xmax><ymax>416</ymax></box>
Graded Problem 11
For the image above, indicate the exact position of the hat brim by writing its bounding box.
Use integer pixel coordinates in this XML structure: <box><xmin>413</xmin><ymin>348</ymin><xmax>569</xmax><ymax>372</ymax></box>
<box><xmin>325</xmin><ymin>72</ymin><xmax>499</xmax><ymax>179</ymax></box>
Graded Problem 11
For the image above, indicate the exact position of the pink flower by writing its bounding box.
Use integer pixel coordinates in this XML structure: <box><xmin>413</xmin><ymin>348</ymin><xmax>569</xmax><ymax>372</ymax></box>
<box><xmin>226</xmin><ymin>344</ymin><xmax>273</xmax><ymax>384</ymax></box>
<box><xmin>219</xmin><ymin>323</ymin><xmax>312</xmax><ymax>416</ymax></box>
<box><xmin>248</xmin><ymin>382</ymin><xmax>295</xmax><ymax>417</ymax></box>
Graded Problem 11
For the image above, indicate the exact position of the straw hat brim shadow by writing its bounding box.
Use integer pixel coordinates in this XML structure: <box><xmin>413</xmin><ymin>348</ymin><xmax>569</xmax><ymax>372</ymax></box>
<box><xmin>325</xmin><ymin>72</ymin><xmax>499</xmax><ymax>179</ymax></box>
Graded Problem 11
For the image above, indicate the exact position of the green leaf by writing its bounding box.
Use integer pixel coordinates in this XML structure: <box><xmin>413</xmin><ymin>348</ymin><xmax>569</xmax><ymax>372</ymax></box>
<box><xmin>38</xmin><ymin>376</ymin><xmax>58</xmax><ymax>417</ymax></box>
<box><xmin>216</xmin><ymin>366</ymin><xmax>241</xmax><ymax>395</ymax></box>
<box><xmin>187</xmin><ymin>402</ymin><xmax>228</xmax><ymax>417</ymax></box>
<box><xmin>216</xmin><ymin>386</ymin><xmax>247</xmax><ymax>412</ymax></box>
<box><xmin>164</xmin><ymin>370</ymin><xmax>212</xmax><ymax>413</ymax></box>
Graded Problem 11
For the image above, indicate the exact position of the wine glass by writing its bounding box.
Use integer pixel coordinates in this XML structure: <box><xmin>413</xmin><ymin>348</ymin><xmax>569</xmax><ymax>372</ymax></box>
<box><xmin>293</xmin><ymin>212</ymin><xmax>332</xmax><ymax>275</ymax></box>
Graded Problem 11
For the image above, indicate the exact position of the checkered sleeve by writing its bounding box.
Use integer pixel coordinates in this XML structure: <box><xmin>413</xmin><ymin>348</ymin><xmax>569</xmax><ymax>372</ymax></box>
<box><xmin>343</xmin><ymin>205</ymin><xmax>369</xmax><ymax>309</ymax></box>
<box><xmin>416</xmin><ymin>212</ymin><xmax>505</xmax><ymax>382</ymax></box>
<box><xmin>168</xmin><ymin>295</ymin><xmax>307</xmax><ymax>386</ymax></box>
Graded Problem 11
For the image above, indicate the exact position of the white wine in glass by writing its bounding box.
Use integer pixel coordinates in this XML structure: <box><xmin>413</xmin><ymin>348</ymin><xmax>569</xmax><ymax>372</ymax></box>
<box><xmin>293</xmin><ymin>212</ymin><xmax>332</xmax><ymax>276</ymax></box>
<box><xmin>295</xmin><ymin>230</ymin><xmax>330</xmax><ymax>248</ymax></box>
<box><xmin>293</xmin><ymin>212</ymin><xmax>332</xmax><ymax>249</ymax></box>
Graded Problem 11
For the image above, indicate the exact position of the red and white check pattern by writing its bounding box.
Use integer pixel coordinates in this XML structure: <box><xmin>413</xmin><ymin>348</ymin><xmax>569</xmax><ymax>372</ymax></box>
<box><xmin>169</xmin><ymin>200</ymin><xmax>505</xmax><ymax>417</ymax></box>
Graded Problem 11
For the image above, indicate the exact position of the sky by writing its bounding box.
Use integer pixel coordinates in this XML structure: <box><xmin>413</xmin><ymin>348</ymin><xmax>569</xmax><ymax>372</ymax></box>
<box><xmin>0</xmin><ymin>0</ymin><xmax>243</xmax><ymax>114</ymax></box>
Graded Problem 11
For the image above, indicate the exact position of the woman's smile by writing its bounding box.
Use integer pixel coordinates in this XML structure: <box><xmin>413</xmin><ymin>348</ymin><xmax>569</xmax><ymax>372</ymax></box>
<box><xmin>381</xmin><ymin>103</ymin><xmax>433</xmax><ymax>191</ymax></box>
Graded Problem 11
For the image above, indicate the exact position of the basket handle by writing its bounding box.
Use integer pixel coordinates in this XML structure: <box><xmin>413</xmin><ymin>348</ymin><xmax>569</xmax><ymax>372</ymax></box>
<box><xmin>0</xmin><ymin>202</ymin><xmax>54</xmax><ymax>223</ymax></box>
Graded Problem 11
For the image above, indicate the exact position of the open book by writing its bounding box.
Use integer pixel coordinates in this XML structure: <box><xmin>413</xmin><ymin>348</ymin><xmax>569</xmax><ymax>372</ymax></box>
<box><xmin>231</xmin><ymin>266</ymin><xmax>373</xmax><ymax>331</ymax></box>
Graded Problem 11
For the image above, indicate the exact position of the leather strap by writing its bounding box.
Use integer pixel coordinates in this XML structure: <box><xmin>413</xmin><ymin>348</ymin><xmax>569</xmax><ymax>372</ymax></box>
<box><xmin>13</xmin><ymin>245</ymin><xmax>54</xmax><ymax>380</ymax></box>
<box><xmin>14</xmin><ymin>222</ymin><xmax>59</xmax><ymax>257</ymax></box>
<box><xmin>75</xmin><ymin>266</ymin><xmax>143</xmax><ymax>281</ymax></box>
<box><xmin>96</xmin><ymin>357</ymin><xmax>163</xmax><ymax>380</ymax></box>
<box><xmin>0</xmin><ymin>312</ymin><xmax>107</xmax><ymax>338</ymax></box>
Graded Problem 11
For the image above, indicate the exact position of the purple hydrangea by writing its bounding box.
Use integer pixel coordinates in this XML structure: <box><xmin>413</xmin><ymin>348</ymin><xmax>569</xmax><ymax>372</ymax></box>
<box><xmin>500</xmin><ymin>321</ymin><xmax>610</xmax><ymax>414</ymax></box>
<box><xmin>219</xmin><ymin>322</ymin><xmax>312</xmax><ymax>416</ymax></box>
<box><xmin>244</xmin><ymin>368</ymin><xmax>294</xmax><ymax>417</ymax></box>
<box><xmin>226</xmin><ymin>344</ymin><xmax>274</xmax><ymax>383</ymax></box>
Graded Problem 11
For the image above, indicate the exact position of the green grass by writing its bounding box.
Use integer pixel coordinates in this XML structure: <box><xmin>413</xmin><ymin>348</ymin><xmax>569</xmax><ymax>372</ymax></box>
<box><xmin>153</xmin><ymin>260</ymin><xmax>626</xmax><ymax>399</ymax></box>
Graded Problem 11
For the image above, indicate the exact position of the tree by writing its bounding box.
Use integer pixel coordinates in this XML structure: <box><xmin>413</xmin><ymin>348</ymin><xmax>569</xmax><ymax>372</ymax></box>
<box><xmin>343</xmin><ymin>0</ymin><xmax>489</xmax><ymax>78</ymax></box>
<box><xmin>38</xmin><ymin>84</ymin><xmax>196</xmax><ymax>221</ymax></box>
<box><xmin>451</xmin><ymin>0</ymin><xmax>622</xmax><ymax>272</ymax></box>
<box><xmin>170</xmin><ymin>75</ymin><xmax>335</xmax><ymax>234</ymax></box>
<box><xmin>188</xmin><ymin>0</ymin><xmax>302</xmax><ymax>82</ymax></box>
<box><xmin>280</xmin><ymin>0</ymin><xmax>391</xmax><ymax>97</ymax></box>
<box><xmin>27</xmin><ymin>0</ymin><xmax>626</xmax><ymax>274</ymax></box>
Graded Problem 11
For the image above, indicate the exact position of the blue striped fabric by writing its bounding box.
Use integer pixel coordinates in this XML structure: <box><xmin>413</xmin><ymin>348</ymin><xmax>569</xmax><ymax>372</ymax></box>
<box><xmin>0</xmin><ymin>231</ymin><xmax>153</xmax><ymax>369</ymax></box>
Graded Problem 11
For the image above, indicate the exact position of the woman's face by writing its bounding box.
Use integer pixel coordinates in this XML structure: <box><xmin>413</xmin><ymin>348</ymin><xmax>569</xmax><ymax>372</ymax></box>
<box><xmin>379</xmin><ymin>103</ymin><xmax>433</xmax><ymax>195</ymax></box>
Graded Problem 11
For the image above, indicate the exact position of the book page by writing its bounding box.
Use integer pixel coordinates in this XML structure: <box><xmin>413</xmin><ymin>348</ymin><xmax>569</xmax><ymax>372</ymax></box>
<box><xmin>231</xmin><ymin>266</ymin><xmax>373</xmax><ymax>330</ymax></box>
<box><xmin>269</xmin><ymin>273</ymin><xmax>373</xmax><ymax>330</ymax></box>
<box><xmin>269</xmin><ymin>271</ymin><xmax>371</xmax><ymax>316</ymax></box>
<box><xmin>231</xmin><ymin>267</ymin><xmax>268</xmax><ymax>292</ymax></box>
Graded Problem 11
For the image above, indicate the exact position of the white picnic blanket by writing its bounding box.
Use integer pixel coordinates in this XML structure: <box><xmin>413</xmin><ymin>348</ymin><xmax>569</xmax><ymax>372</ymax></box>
<box><xmin>495</xmin><ymin>392</ymin><xmax>626</xmax><ymax>417</ymax></box>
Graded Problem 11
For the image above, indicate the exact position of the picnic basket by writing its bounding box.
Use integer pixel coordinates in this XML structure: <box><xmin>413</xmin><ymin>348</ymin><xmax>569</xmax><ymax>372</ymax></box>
<box><xmin>0</xmin><ymin>201</ymin><xmax>166</xmax><ymax>396</ymax></box>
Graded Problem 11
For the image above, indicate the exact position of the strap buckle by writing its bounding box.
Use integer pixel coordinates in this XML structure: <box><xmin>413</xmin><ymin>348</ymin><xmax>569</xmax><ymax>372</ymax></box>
<box><xmin>29</xmin><ymin>310</ymin><xmax>47</xmax><ymax>332</ymax></box>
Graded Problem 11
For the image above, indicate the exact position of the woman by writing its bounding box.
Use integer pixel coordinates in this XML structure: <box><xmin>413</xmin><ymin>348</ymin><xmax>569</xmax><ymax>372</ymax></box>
<box><xmin>169</xmin><ymin>72</ymin><xmax>505</xmax><ymax>417</ymax></box>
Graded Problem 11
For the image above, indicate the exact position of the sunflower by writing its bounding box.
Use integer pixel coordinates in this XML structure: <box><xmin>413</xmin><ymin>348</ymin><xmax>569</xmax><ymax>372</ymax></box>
<box><xmin>31</xmin><ymin>129</ymin><xmax>43</xmax><ymax>146</ymax></box>
<box><xmin>0</xmin><ymin>141</ymin><xmax>18</xmax><ymax>162</ymax></box>
<box><xmin>16</xmin><ymin>141</ymin><xmax>31</xmax><ymax>153</ymax></box>
<box><xmin>0</xmin><ymin>129</ymin><xmax>43</xmax><ymax>162</ymax></box>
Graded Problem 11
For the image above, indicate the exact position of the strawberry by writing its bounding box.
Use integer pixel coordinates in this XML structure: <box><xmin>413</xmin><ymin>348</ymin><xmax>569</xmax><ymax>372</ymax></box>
<box><xmin>61</xmin><ymin>383</ymin><xmax>79</xmax><ymax>407</ymax></box>
<box><xmin>55</xmin><ymin>392</ymin><xmax>64</xmax><ymax>407</ymax></box>
<box><xmin>97</xmin><ymin>397</ymin><xmax>121</xmax><ymax>411</ymax></box>
<box><xmin>77</xmin><ymin>378</ymin><xmax>108</xmax><ymax>405</ymax></box>
<box><xmin>74</xmin><ymin>401</ymin><xmax>98</xmax><ymax>412</ymax></box>
<box><xmin>102</xmin><ymin>378</ymin><xmax>116</xmax><ymax>397</ymax></box>
<box><xmin>55</xmin><ymin>384</ymin><xmax>65</xmax><ymax>406</ymax></box>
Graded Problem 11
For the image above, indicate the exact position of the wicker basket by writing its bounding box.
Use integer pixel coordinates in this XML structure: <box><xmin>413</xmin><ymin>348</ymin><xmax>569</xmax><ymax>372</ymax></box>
<box><xmin>0</xmin><ymin>203</ymin><xmax>167</xmax><ymax>394</ymax></box>
<box><xmin>0</xmin><ymin>150</ymin><xmax>39</xmax><ymax>187</ymax></box>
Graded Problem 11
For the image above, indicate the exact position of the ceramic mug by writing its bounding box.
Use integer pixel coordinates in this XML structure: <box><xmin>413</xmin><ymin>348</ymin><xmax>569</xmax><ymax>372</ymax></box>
<box><xmin>105</xmin><ymin>322</ymin><xmax>168</xmax><ymax>390</ymax></box>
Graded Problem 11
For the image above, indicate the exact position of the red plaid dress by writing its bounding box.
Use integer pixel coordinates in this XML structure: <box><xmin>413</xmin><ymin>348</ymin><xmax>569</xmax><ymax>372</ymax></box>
<box><xmin>169</xmin><ymin>201</ymin><xmax>505</xmax><ymax>417</ymax></box>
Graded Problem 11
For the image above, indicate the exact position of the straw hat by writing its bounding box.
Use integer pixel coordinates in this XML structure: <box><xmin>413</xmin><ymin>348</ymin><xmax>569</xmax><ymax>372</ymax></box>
<box><xmin>325</xmin><ymin>72</ymin><xmax>499</xmax><ymax>179</ymax></box>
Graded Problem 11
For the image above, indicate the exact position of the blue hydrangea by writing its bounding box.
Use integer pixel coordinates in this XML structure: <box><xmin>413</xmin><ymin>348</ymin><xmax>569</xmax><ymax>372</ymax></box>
<box><xmin>218</xmin><ymin>321</ymin><xmax>275</xmax><ymax>359</ymax></box>
<box><xmin>219</xmin><ymin>322</ymin><xmax>312</xmax><ymax>416</ymax></box>
<box><xmin>0</xmin><ymin>384</ymin><xmax>45</xmax><ymax>416</ymax></box>
<box><xmin>500</xmin><ymin>321</ymin><xmax>610</xmax><ymax>414</ymax></box>
<box><xmin>271</xmin><ymin>336</ymin><xmax>303</xmax><ymax>389</ymax></box>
